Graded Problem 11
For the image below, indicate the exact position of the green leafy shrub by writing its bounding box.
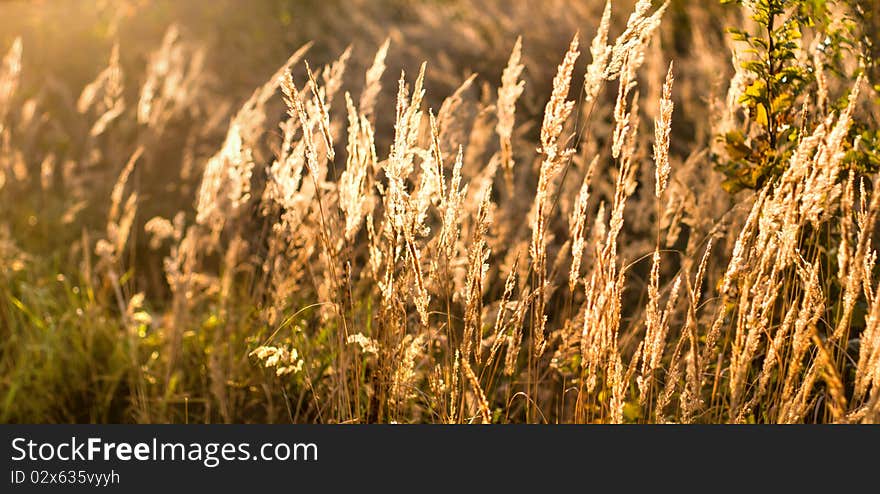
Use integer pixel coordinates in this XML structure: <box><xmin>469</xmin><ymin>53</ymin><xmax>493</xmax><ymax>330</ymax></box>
<box><xmin>716</xmin><ymin>0</ymin><xmax>877</xmax><ymax>193</ymax></box>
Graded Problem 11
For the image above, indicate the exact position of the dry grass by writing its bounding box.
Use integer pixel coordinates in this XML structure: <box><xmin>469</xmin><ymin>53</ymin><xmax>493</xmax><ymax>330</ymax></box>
<box><xmin>1</xmin><ymin>0</ymin><xmax>879</xmax><ymax>423</ymax></box>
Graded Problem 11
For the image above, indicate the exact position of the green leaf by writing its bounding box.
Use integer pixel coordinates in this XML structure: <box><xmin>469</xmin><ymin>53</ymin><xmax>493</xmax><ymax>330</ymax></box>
<box><xmin>755</xmin><ymin>103</ymin><xmax>769</xmax><ymax>127</ymax></box>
